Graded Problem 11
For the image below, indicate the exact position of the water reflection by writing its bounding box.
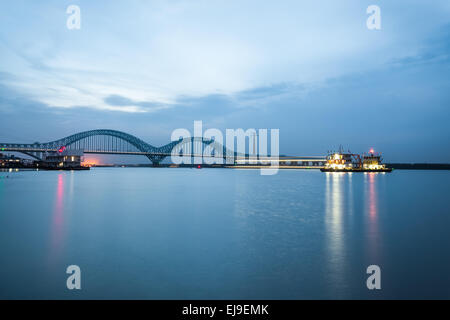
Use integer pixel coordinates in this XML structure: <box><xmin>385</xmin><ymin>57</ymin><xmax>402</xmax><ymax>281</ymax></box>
<box><xmin>0</xmin><ymin>177</ymin><xmax>4</xmax><ymax>203</ymax></box>
<box><xmin>49</xmin><ymin>173</ymin><xmax>65</xmax><ymax>263</ymax></box>
<box><xmin>365</xmin><ymin>173</ymin><xmax>379</xmax><ymax>262</ymax></box>
<box><xmin>325</xmin><ymin>173</ymin><xmax>346</xmax><ymax>292</ymax></box>
<box><xmin>325</xmin><ymin>172</ymin><xmax>381</xmax><ymax>292</ymax></box>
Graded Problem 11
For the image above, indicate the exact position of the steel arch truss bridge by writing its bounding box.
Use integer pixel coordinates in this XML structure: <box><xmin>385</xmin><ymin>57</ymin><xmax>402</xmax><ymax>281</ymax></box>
<box><xmin>0</xmin><ymin>129</ymin><xmax>231</xmax><ymax>165</ymax></box>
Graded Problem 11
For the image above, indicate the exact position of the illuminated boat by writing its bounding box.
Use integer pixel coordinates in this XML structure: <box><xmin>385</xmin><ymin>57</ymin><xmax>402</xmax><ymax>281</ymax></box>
<box><xmin>320</xmin><ymin>147</ymin><xmax>392</xmax><ymax>172</ymax></box>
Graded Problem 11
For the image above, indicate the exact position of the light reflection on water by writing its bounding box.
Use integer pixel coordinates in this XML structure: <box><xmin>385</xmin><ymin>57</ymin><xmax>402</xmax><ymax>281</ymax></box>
<box><xmin>365</xmin><ymin>173</ymin><xmax>379</xmax><ymax>263</ymax></box>
<box><xmin>49</xmin><ymin>173</ymin><xmax>65</xmax><ymax>265</ymax></box>
<box><xmin>324</xmin><ymin>172</ymin><xmax>385</xmax><ymax>297</ymax></box>
<box><xmin>325</xmin><ymin>172</ymin><xmax>354</xmax><ymax>296</ymax></box>
<box><xmin>325</xmin><ymin>173</ymin><xmax>344</xmax><ymax>290</ymax></box>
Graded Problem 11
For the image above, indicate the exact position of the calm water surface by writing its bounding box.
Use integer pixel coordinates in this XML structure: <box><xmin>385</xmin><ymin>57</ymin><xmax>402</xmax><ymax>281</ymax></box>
<box><xmin>0</xmin><ymin>168</ymin><xmax>449</xmax><ymax>299</ymax></box>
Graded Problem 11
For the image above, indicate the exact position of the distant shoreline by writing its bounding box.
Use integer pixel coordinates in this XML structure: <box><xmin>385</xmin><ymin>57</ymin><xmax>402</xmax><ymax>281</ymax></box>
<box><xmin>2</xmin><ymin>163</ymin><xmax>450</xmax><ymax>171</ymax></box>
<box><xmin>387</xmin><ymin>163</ymin><xmax>450</xmax><ymax>170</ymax></box>
<box><xmin>88</xmin><ymin>163</ymin><xmax>450</xmax><ymax>170</ymax></box>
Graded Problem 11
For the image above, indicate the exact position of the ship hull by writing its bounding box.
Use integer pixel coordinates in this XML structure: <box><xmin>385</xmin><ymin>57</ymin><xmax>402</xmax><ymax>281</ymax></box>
<box><xmin>320</xmin><ymin>168</ymin><xmax>392</xmax><ymax>173</ymax></box>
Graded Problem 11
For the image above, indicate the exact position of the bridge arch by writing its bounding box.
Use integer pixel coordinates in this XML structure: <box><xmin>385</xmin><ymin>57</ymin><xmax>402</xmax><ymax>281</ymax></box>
<box><xmin>44</xmin><ymin>129</ymin><xmax>157</xmax><ymax>152</ymax></box>
<box><xmin>49</xmin><ymin>129</ymin><xmax>169</xmax><ymax>164</ymax></box>
<box><xmin>0</xmin><ymin>129</ymin><xmax>235</xmax><ymax>165</ymax></box>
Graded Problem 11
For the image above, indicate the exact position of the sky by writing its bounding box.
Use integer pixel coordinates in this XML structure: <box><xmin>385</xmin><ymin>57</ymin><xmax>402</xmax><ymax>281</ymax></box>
<box><xmin>0</xmin><ymin>0</ymin><xmax>449</xmax><ymax>163</ymax></box>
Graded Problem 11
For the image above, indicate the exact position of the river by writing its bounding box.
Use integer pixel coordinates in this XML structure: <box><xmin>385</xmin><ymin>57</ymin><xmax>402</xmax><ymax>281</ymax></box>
<box><xmin>0</xmin><ymin>168</ymin><xmax>449</xmax><ymax>299</ymax></box>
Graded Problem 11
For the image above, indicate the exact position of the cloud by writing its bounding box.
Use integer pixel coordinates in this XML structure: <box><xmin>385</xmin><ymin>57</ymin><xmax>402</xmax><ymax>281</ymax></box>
<box><xmin>389</xmin><ymin>23</ymin><xmax>450</xmax><ymax>68</ymax></box>
<box><xmin>1</xmin><ymin>0</ymin><xmax>449</xmax><ymax>113</ymax></box>
<box><xmin>104</xmin><ymin>94</ymin><xmax>169</xmax><ymax>112</ymax></box>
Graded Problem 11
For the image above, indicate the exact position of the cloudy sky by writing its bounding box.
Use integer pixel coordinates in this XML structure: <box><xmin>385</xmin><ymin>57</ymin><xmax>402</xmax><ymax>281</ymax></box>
<box><xmin>0</xmin><ymin>0</ymin><xmax>449</xmax><ymax>162</ymax></box>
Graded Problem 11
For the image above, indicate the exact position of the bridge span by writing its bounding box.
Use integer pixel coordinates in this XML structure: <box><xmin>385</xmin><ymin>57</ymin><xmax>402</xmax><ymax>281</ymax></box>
<box><xmin>0</xmin><ymin>129</ymin><xmax>326</xmax><ymax>166</ymax></box>
<box><xmin>0</xmin><ymin>129</ymin><xmax>223</xmax><ymax>165</ymax></box>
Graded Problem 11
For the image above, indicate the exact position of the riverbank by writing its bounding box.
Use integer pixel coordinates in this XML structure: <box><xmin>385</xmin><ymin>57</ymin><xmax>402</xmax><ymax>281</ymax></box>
<box><xmin>387</xmin><ymin>163</ymin><xmax>450</xmax><ymax>170</ymax></box>
<box><xmin>2</xmin><ymin>163</ymin><xmax>450</xmax><ymax>170</ymax></box>
<box><xmin>95</xmin><ymin>163</ymin><xmax>450</xmax><ymax>170</ymax></box>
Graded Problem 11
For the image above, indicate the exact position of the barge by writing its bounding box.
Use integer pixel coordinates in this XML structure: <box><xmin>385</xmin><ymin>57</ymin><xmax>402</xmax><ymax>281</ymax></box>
<box><xmin>320</xmin><ymin>147</ymin><xmax>392</xmax><ymax>173</ymax></box>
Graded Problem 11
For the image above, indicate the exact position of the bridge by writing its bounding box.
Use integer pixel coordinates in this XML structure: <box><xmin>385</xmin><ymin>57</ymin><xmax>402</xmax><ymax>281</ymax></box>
<box><xmin>0</xmin><ymin>129</ymin><xmax>326</xmax><ymax>167</ymax></box>
<box><xmin>0</xmin><ymin>129</ymin><xmax>230</xmax><ymax>165</ymax></box>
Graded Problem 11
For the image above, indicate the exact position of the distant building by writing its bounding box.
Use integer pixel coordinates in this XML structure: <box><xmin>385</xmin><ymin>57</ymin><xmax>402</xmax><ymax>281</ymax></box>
<box><xmin>42</xmin><ymin>150</ymin><xmax>84</xmax><ymax>169</ymax></box>
<box><xmin>0</xmin><ymin>153</ymin><xmax>22</xmax><ymax>167</ymax></box>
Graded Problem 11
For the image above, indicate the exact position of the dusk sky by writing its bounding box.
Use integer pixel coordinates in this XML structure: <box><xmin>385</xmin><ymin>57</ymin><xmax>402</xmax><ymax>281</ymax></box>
<box><xmin>0</xmin><ymin>0</ymin><xmax>449</xmax><ymax>162</ymax></box>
